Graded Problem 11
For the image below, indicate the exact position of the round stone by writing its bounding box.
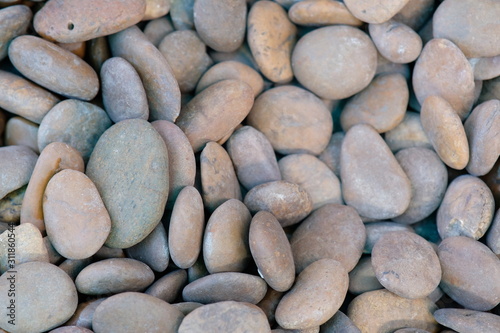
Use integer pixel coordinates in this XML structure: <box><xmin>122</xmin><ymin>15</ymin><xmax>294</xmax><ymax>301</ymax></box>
<box><xmin>364</xmin><ymin>222</ymin><xmax>415</xmax><ymax>253</ymax></box>
<box><xmin>0</xmin><ymin>145</ymin><xmax>37</xmax><ymax>200</ymax></box>
<box><xmin>145</xmin><ymin>269</ymin><xmax>188</xmax><ymax>303</ymax></box>
<box><xmin>344</xmin><ymin>0</ymin><xmax>411</xmax><ymax>24</ymax></box>
<box><xmin>125</xmin><ymin>223</ymin><xmax>169</xmax><ymax>272</ymax></box>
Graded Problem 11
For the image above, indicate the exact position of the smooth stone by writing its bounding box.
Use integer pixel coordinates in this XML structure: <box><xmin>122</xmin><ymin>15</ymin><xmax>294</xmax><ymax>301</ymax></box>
<box><xmin>9</xmin><ymin>35</ymin><xmax>99</xmax><ymax>100</ymax></box>
<box><xmin>340</xmin><ymin>73</ymin><xmax>408</xmax><ymax>133</ymax></box>
<box><xmin>320</xmin><ymin>311</ymin><xmax>361</xmax><ymax>333</ymax></box>
<box><xmin>193</xmin><ymin>0</ymin><xmax>246</xmax><ymax>53</ymax></box>
<box><xmin>64</xmin><ymin>298</ymin><xmax>105</xmax><ymax>329</ymax></box>
<box><xmin>143</xmin><ymin>0</ymin><xmax>170</xmax><ymax>20</ymax></box>
<box><xmin>182</xmin><ymin>272</ymin><xmax>267</xmax><ymax>304</ymax></box>
<box><xmin>49</xmin><ymin>326</ymin><xmax>93</xmax><ymax>333</ymax></box>
<box><xmin>176</xmin><ymin>79</ymin><xmax>254</xmax><ymax>152</ymax></box>
<box><xmin>38</xmin><ymin>99</ymin><xmax>112</xmax><ymax>162</ymax></box>
<box><xmin>384</xmin><ymin>111</ymin><xmax>432</xmax><ymax>153</ymax></box>
<box><xmin>34</xmin><ymin>0</ymin><xmax>145</xmax><ymax>43</ymax></box>
<box><xmin>279</xmin><ymin>154</ymin><xmax>342</xmax><ymax>210</ymax></box>
<box><xmin>483</xmin><ymin>159</ymin><xmax>500</xmax><ymax>206</ymax></box>
<box><xmin>0</xmin><ymin>262</ymin><xmax>78</xmax><ymax>333</ymax></box>
<box><xmin>196</xmin><ymin>60</ymin><xmax>264</xmax><ymax>97</ymax></box>
<box><xmin>256</xmin><ymin>287</ymin><xmax>284</xmax><ymax>325</ymax></box>
<box><xmin>86</xmin><ymin>119</ymin><xmax>169</xmax><ymax>249</ymax></box>
<box><xmin>392</xmin><ymin>0</ymin><xmax>435</xmax><ymax>31</ymax></box>
<box><xmin>109</xmin><ymin>26</ymin><xmax>180</xmax><ymax>122</ymax></box>
<box><xmin>170</xmin><ymin>0</ymin><xmax>195</xmax><ymax>30</ymax></box>
<box><xmin>369</xmin><ymin>20</ymin><xmax>422</xmax><ymax>64</ymax></box>
<box><xmin>43</xmin><ymin>169</ymin><xmax>110</xmax><ymax>260</ymax></box>
<box><xmin>208</xmin><ymin>43</ymin><xmax>258</xmax><ymax>69</ymax></box>
<box><xmin>172</xmin><ymin>302</ymin><xmax>203</xmax><ymax>316</ymax></box>
<box><xmin>291</xmin><ymin>204</ymin><xmax>366</xmax><ymax>273</ymax></box>
<box><xmin>341</xmin><ymin>124</ymin><xmax>412</xmax><ymax>219</ymax></box>
<box><xmin>178</xmin><ymin>301</ymin><xmax>270</xmax><ymax>332</ymax></box>
<box><xmin>438</xmin><ymin>236</ymin><xmax>500</xmax><ymax>311</ymax></box>
<box><xmin>292</xmin><ymin>25</ymin><xmax>376</xmax><ymax>99</ymax></box>
<box><xmin>249</xmin><ymin>211</ymin><xmax>295</xmax><ymax>292</ymax></box>
<box><xmin>59</xmin><ymin>258</ymin><xmax>93</xmax><ymax>281</ymax></box>
<box><xmin>344</xmin><ymin>0</ymin><xmax>410</xmax><ymax>24</ymax></box>
<box><xmin>420</xmin><ymin>95</ymin><xmax>469</xmax><ymax>170</ymax></box>
<box><xmin>437</xmin><ymin>175</ymin><xmax>494</xmax><ymax>240</ymax></box>
<box><xmin>87</xmin><ymin>37</ymin><xmax>110</xmax><ymax>72</ymax></box>
<box><xmin>0</xmin><ymin>5</ymin><xmax>31</xmax><ymax>60</ymax></box>
<box><xmin>470</xmin><ymin>55</ymin><xmax>500</xmax><ymax>80</ymax></box>
<box><xmin>125</xmin><ymin>222</ymin><xmax>169</xmax><ymax>272</ymax></box>
<box><xmin>372</xmin><ymin>231</ymin><xmax>441</xmax><ymax>299</ymax></box>
<box><xmin>276</xmin><ymin>259</ymin><xmax>348</xmax><ymax>330</ymax></box>
<box><xmin>200</xmin><ymin>142</ymin><xmax>242</xmax><ymax>211</ymax></box>
<box><xmin>151</xmin><ymin>120</ymin><xmax>196</xmax><ymax>204</ymax></box>
<box><xmin>478</xmin><ymin>76</ymin><xmax>500</xmax><ymax>104</ymax></box>
<box><xmin>434</xmin><ymin>308</ymin><xmax>500</xmax><ymax>333</ymax></box>
<box><xmin>464</xmin><ymin>100</ymin><xmax>500</xmax><ymax>176</ymax></box>
<box><xmin>486</xmin><ymin>209</ymin><xmax>500</xmax><ymax>254</ymax></box>
<box><xmin>247</xmin><ymin>1</ymin><xmax>296</xmax><ymax>83</ymax></box>
<box><xmin>364</xmin><ymin>222</ymin><xmax>415</xmax><ymax>253</ymax></box>
<box><xmin>433</xmin><ymin>0</ymin><xmax>500</xmax><ymax>58</ymax></box>
<box><xmin>0</xmin><ymin>223</ymin><xmax>49</xmax><ymax>274</ymax></box>
<box><xmin>144</xmin><ymin>17</ymin><xmax>174</xmax><ymax>47</ymax></box>
<box><xmin>0</xmin><ymin>145</ymin><xmax>37</xmax><ymax>200</ymax></box>
<box><xmin>412</xmin><ymin>38</ymin><xmax>475</xmax><ymax>120</ymax></box>
<box><xmin>393</xmin><ymin>148</ymin><xmax>448</xmax><ymax>224</ymax></box>
<box><xmin>93</xmin><ymin>292</ymin><xmax>183</xmax><ymax>333</ymax></box>
<box><xmin>226</xmin><ymin>126</ymin><xmax>281</xmax><ymax>190</ymax></box>
<box><xmin>0</xmin><ymin>185</ymin><xmax>25</xmax><ymax>223</ymax></box>
<box><xmin>92</xmin><ymin>246</ymin><xmax>125</xmax><ymax>261</ymax></box>
<box><xmin>247</xmin><ymin>85</ymin><xmax>333</xmax><ymax>155</ymax></box>
<box><xmin>375</xmin><ymin>51</ymin><xmax>411</xmax><ymax>79</ymax></box>
<box><xmin>145</xmin><ymin>269</ymin><xmax>187</xmax><ymax>303</ymax></box>
<box><xmin>244</xmin><ymin>180</ymin><xmax>313</xmax><ymax>227</ymax></box>
<box><xmin>318</xmin><ymin>132</ymin><xmax>344</xmax><ymax>178</ymax></box>
<box><xmin>203</xmin><ymin>199</ymin><xmax>251</xmax><ymax>273</ymax></box>
<box><xmin>348</xmin><ymin>257</ymin><xmax>383</xmax><ymax>295</ymax></box>
<box><xmin>158</xmin><ymin>30</ymin><xmax>212</xmax><ymax>93</ymax></box>
<box><xmin>101</xmin><ymin>57</ymin><xmax>148</xmax><ymax>123</ymax></box>
<box><xmin>5</xmin><ymin>117</ymin><xmax>39</xmax><ymax>152</ymax></box>
<box><xmin>347</xmin><ymin>289</ymin><xmax>438</xmax><ymax>333</ymax></box>
<box><xmin>187</xmin><ymin>255</ymin><xmax>209</xmax><ymax>283</ymax></box>
<box><xmin>288</xmin><ymin>0</ymin><xmax>362</xmax><ymax>26</ymax></box>
<box><xmin>75</xmin><ymin>258</ymin><xmax>155</xmax><ymax>295</ymax></box>
<box><xmin>169</xmin><ymin>186</ymin><xmax>204</xmax><ymax>269</ymax></box>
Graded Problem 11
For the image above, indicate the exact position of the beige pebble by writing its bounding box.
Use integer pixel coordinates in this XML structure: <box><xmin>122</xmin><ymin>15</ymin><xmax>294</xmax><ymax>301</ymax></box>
<box><xmin>143</xmin><ymin>17</ymin><xmax>174</xmax><ymax>47</ymax></box>
<box><xmin>344</xmin><ymin>0</ymin><xmax>411</xmax><ymax>24</ymax></box>
<box><xmin>5</xmin><ymin>117</ymin><xmax>39</xmax><ymax>153</ymax></box>
<box><xmin>0</xmin><ymin>5</ymin><xmax>31</xmax><ymax>61</ymax></box>
<box><xmin>288</xmin><ymin>0</ymin><xmax>362</xmax><ymax>27</ymax></box>
<box><xmin>0</xmin><ymin>145</ymin><xmax>37</xmax><ymax>200</ymax></box>
<box><xmin>125</xmin><ymin>222</ymin><xmax>169</xmax><ymax>272</ymax></box>
<box><xmin>143</xmin><ymin>0</ymin><xmax>170</xmax><ymax>21</ymax></box>
<box><xmin>348</xmin><ymin>257</ymin><xmax>383</xmax><ymax>295</ymax></box>
<box><xmin>145</xmin><ymin>269</ymin><xmax>187</xmax><ymax>303</ymax></box>
<box><xmin>384</xmin><ymin>111</ymin><xmax>432</xmax><ymax>153</ymax></box>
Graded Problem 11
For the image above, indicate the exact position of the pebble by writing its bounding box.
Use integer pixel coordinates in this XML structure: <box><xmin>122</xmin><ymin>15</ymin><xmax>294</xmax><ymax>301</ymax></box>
<box><xmin>341</xmin><ymin>124</ymin><xmax>412</xmax><ymax>219</ymax></box>
<box><xmin>158</xmin><ymin>30</ymin><xmax>212</xmax><ymax>93</ymax></box>
<box><xmin>109</xmin><ymin>26</ymin><xmax>181</xmax><ymax>122</ymax></box>
<box><xmin>347</xmin><ymin>289</ymin><xmax>438</xmax><ymax>333</ymax></box>
<box><xmin>182</xmin><ymin>272</ymin><xmax>267</xmax><ymax>304</ymax></box>
<box><xmin>348</xmin><ymin>257</ymin><xmax>383</xmax><ymax>295</ymax></box>
<box><xmin>464</xmin><ymin>99</ymin><xmax>500</xmax><ymax>176</ymax></box>
<box><xmin>393</xmin><ymin>148</ymin><xmax>448</xmax><ymax>224</ymax></box>
<box><xmin>49</xmin><ymin>326</ymin><xmax>93</xmax><ymax>333</ymax></box>
<box><xmin>0</xmin><ymin>262</ymin><xmax>78</xmax><ymax>333</ymax></box>
<box><xmin>172</xmin><ymin>302</ymin><xmax>203</xmax><ymax>316</ymax></box>
<box><xmin>87</xmin><ymin>37</ymin><xmax>110</xmax><ymax>72</ymax></box>
<box><xmin>437</xmin><ymin>175</ymin><xmax>494</xmax><ymax>240</ymax></box>
<box><xmin>249</xmin><ymin>211</ymin><xmax>295</xmax><ymax>292</ymax></box>
<box><xmin>344</xmin><ymin>0</ymin><xmax>411</xmax><ymax>24</ymax></box>
<box><xmin>75</xmin><ymin>258</ymin><xmax>155</xmax><ymax>295</ymax></box>
<box><xmin>101</xmin><ymin>57</ymin><xmax>148</xmax><ymax>123</ymax></box>
<box><xmin>470</xmin><ymin>55</ymin><xmax>500</xmax><ymax>80</ymax></box>
<box><xmin>0</xmin><ymin>5</ymin><xmax>31</xmax><ymax>61</ymax></box>
<box><xmin>384</xmin><ymin>111</ymin><xmax>432</xmax><ymax>153</ymax></box>
<box><xmin>364</xmin><ymin>222</ymin><xmax>415</xmax><ymax>253</ymax></box>
<box><xmin>203</xmin><ymin>199</ymin><xmax>251</xmax><ymax>273</ymax></box>
<box><xmin>486</xmin><ymin>209</ymin><xmax>500</xmax><ymax>254</ymax></box>
<box><xmin>244</xmin><ymin>180</ymin><xmax>313</xmax><ymax>227</ymax></box>
<box><xmin>247</xmin><ymin>85</ymin><xmax>333</xmax><ymax>155</ymax></box>
<box><xmin>292</xmin><ymin>25</ymin><xmax>377</xmax><ymax>100</ymax></box>
<box><xmin>438</xmin><ymin>236</ymin><xmax>500</xmax><ymax>311</ymax></box>
<box><xmin>247</xmin><ymin>1</ymin><xmax>296</xmax><ymax>83</ymax></box>
<box><xmin>0</xmin><ymin>145</ymin><xmax>37</xmax><ymax>200</ymax></box>
<box><xmin>125</xmin><ymin>222</ymin><xmax>169</xmax><ymax>272</ymax></box>
<box><xmin>0</xmin><ymin>185</ymin><xmax>25</xmax><ymax>223</ymax></box>
<box><xmin>320</xmin><ymin>311</ymin><xmax>361</xmax><ymax>333</ymax></box>
<box><xmin>372</xmin><ymin>231</ymin><xmax>441</xmax><ymax>299</ymax></box>
<box><xmin>169</xmin><ymin>186</ymin><xmax>204</xmax><ymax>269</ymax></box>
<box><xmin>420</xmin><ymin>95</ymin><xmax>469</xmax><ymax>170</ymax></box>
<box><xmin>176</xmin><ymin>79</ymin><xmax>254</xmax><ymax>152</ymax></box>
<box><xmin>291</xmin><ymin>204</ymin><xmax>366</xmax><ymax>273</ymax></box>
<box><xmin>143</xmin><ymin>0</ymin><xmax>170</xmax><ymax>21</ymax></box>
<box><xmin>0</xmin><ymin>223</ymin><xmax>49</xmax><ymax>273</ymax></box>
<box><xmin>92</xmin><ymin>292</ymin><xmax>184</xmax><ymax>333</ymax></box>
<box><xmin>318</xmin><ymin>132</ymin><xmax>344</xmax><ymax>177</ymax></box>
<box><xmin>413</xmin><ymin>38</ymin><xmax>475</xmax><ymax>120</ymax></box>
<box><xmin>340</xmin><ymin>73</ymin><xmax>409</xmax><ymax>133</ymax></box>
<box><xmin>170</xmin><ymin>0</ymin><xmax>195</xmax><ymax>30</ymax></box>
<box><xmin>86</xmin><ymin>119</ymin><xmax>169</xmax><ymax>249</ymax></box>
<box><xmin>433</xmin><ymin>0</ymin><xmax>500</xmax><ymax>58</ymax></box>
<box><xmin>275</xmin><ymin>259</ymin><xmax>348</xmax><ymax>330</ymax></box>
<box><xmin>5</xmin><ymin>117</ymin><xmax>39</xmax><ymax>152</ymax></box>
<box><xmin>279</xmin><ymin>154</ymin><xmax>342</xmax><ymax>210</ymax></box>
<box><xmin>434</xmin><ymin>308</ymin><xmax>500</xmax><ymax>333</ymax></box>
<box><xmin>9</xmin><ymin>35</ymin><xmax>99</xmax><ymax>100</ymax></box>
<box><xmin>178</xmin><ymin>301</ymin><xmax>270</xmax><ymax>332</ymax></box>
<box><xmin>38</xmin><ymin>99</ymin><xmax>112</xmax><ymax>162</ymax></box>
<box><xmin>43</xmin><ymin>169</ymin><xmax>110</xmax><ymax>260</ymax></box>
<box><xmin>288</xmin><ymin>0</ymin><xmax>362</xmax><ymax>27</ymax></box>
<box><xmin>65</xmin><ymin>298</ymin><xmax>105</xmax><ymax>328</ymax></box>
<box><xmin>59</xmin><ymin>258</ymin><xmax>92</xmax><ymax>281</ymax></box>
<box><xmin>392</xmin><ymin>0</ymin><xmax>435</xmax><ymax>31</ymax></box>
<box><xmin>33</xmin><ymin>0</ymin><xmax>145</xmax><ymax>43</ymax></box>
<box><xmin>144</xmin><ymin>17</ymin><xmax>174</xmax><ymax>47</ymax></box>
<box><xmin>145</xmin><ymin>269</ymin><xmax>187</xmax><ymax>303</ymax></box>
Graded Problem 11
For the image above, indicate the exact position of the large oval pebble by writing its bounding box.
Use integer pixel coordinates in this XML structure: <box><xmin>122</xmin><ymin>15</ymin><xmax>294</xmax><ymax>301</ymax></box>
<box><xmin>0</xmin><ymin>262</ymin><xmax>78</xmax><ymax>333</ymax></box>
<box><xmin>434</xmin><ymin>308</ymin><xmax>500</xmax><ymax>333</ymax></box>
<box><xmin>92</xmin><ymin>292</ymin><xmax>183</xmax><ymax>333</ymax></box>
<box><xmin>125</xmin><ymin>222</ymin><xmax>169</xmax><ymax>272</ymax></box>
<box><xmin>0</xmin><ymin>145</ymin><xmax>37</xmax><ymax>200</ymax></box>
<box><xmin>86</xmin><ymin>119</ymin><xmax>169</xmax><ymax>248</ymax></box>
<box><xmin>288</xmin><ymin>0</ymin><xmax>362</xmax><ymax>27</ymax></box>
<box><xmin>0</xmin><ymin>5</ymin><xmax>31</xmax><ymax>61</ymax></box>
<box><xmin>364</xmin><ymin>221</ymin><xmax>415</xmax><ymax>253</ymax></box>
<box><xmin>5</xmin><ymin>117</ymin><xmax>39</xmax><ymax>152</ymax></box>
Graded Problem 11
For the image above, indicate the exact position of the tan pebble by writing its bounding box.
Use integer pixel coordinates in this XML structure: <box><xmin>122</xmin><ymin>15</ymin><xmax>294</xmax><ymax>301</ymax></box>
<box><xmin>318</xmin><ymin>132</ymin><xmax>344</xmax><ymax>178</ymax></box>
<box><xmin>0</xmin><ymin>145</ymin><xmax>37</xmax><ymax>200</ymax></box>
<box><xmin>0</xmin><ymin>185</ymin><xmax>26</xmax><ymax>223</ymax></box>
<box><xmin>364</xmin><ymin>221</ymin><xmax>415</xmax><ymax>253</ymax></box>
<box><xmin>64</xmin><ymin>298</ymin><xmax>105</xmax><ymax>329</ymax></box>
<box><xmin>56</xmin><ymin>41</ymin><xmax>86</xmax><ymax>58</ymax></box>
<box><xmin>143</xmin><ymin>0</ymin><xmax>170</xmax><ymax>20</ymax></box>
<box><xmin>125</xmin><ymin>222</ymin><xmax>169</xmax><ymax>272</ymax></box>
<box><xmin>170</xmin><ymin>0</ymin><xmax>195</xmax><ymax>31</ymax></box>
<box><xmin>143</xmin><ymin>17</ymin><xmax>174</xmax><ymax>47</ymax></box>
<box><xmin>5</xmin><ymin>117</ymin><xmax>39</xmax><ymax>152</ymax></box>
<box><xmin>348</xmin><ymin>257</ymin><xmax>383</xmax><ymax>295</ymax></box>
<box><xmin>288</xmin><ymin>0</ymin><xmax>362</xmax><ymax>27</ymax></box>
<box><xmin>256</xmin><ymin>287</ymin><xmax>284</xmax><ymax>325</ymax></box>
<box><xmin>470</xmin><ymin>55</ymin><xmax>500</xmax><ymax>81</ymax></box>
<box><xmin>87</xmin><ymin>37</ymin><xmax>110</xmax><ymax>72</ymax></box>
<box><xmin>384</xmin><ymin>111</ymin><xmax>432</xmax><ymax>153</ymax></box>
<box><xmin>392</xmin><ymin>0</ymin><xmax>435</xmax><ymax>31</ymax></box>
<box><xmin>0</xmin><ymin>5</ymin><xmax>31</xmax><ymax>60</ymax></box>
<box><xmin>145</xmin><ymin>269</ymin><xmax>188</xmax><ymax>303</ymax></box>
<box><xmin>344</xmin><ymin>0</ymin><xmax>411</xmax><ymax>24</ymax></box>
<box><xmin>434</xmin><ymin>308</ymin><xmax>500</xmax><ymax>333</ymax></box>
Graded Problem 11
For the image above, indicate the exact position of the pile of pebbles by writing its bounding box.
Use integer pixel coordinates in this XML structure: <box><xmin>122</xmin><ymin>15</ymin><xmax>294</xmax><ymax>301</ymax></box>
<box><xmin>0</xmin><ymin>0</ymin><xmax>499</xmax><ymax>332</ymax></box>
